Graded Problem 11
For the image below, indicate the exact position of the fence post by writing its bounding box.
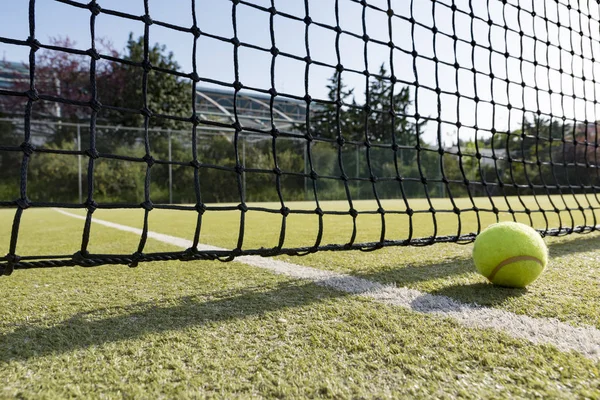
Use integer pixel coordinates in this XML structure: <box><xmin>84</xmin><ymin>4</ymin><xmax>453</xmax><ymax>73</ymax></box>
<box><xmin>356</xmin><ymin>144</ymin><xmax>360</xmax><ymax>200</ymax></box>
<box><xmin>77</xmin><ymin>124</ymin><xmax>82</xmax><ymax>204</ymax></box>
<box><xmin>242</xmin><ymin>136</ymin><xmax>246</xmax><ymax>200</ymax></box>
<box><xmin>168</xmin><ymin>130</ymin><xmax>173</xmax><ymax>204</ymax></box>
<box><xmin>304</xmin><ymin>143</ymin><xmax>308</xmax><ymax>200</ymax></box>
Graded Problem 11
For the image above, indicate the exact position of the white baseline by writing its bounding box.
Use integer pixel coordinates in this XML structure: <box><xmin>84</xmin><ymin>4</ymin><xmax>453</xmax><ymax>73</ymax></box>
<box><xmin>54</xmin><ymin>208</ymin><xmax>600</xmax><ymax>360</ymax></box>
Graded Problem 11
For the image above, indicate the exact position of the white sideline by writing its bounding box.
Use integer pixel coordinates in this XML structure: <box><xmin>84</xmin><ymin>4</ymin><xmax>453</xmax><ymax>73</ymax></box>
<box><xmin>54</xmin><ymin>208</ymin><xmax>600</xmax><ymax>359</ymax></box>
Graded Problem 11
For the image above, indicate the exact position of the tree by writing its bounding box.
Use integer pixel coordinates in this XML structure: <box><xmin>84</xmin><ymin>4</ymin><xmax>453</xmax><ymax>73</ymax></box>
<box><xmin>307</xmin><ymin>71</ymin><xmax>358</xmax><ymax>140</ymax></box>
<box><xmin>98</xmin><ymin>34</ymin><xmax>193</xmax><ymax>132</ymax></box>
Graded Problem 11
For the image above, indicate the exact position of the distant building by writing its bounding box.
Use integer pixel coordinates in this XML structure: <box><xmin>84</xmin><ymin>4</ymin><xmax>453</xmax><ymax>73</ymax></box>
<box><xmin>444</xmin><ymin>145</ymin><xmax>507</xmax><ymax>167</ymax></box>
<box><xmin>0</xmin><ymin>61</ymin><xmax>28</xmax><ymax>90</ymax></box>
<box><xmin>0</xmin><ymin>60</ymin><xmax>306</xmax><ymax>133</ymax></box>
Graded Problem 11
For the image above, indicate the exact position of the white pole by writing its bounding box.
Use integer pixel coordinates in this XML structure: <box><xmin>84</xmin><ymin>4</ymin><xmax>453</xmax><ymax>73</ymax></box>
<box><xmin>356</xmin><ymin>145</ymin><xmax>360</xmax><ymax>199</ymax></box>
<box><xmin>242</xmin><ymin>137</ymin><xmax>246</xmax><ymax>200</ymax></box>
<box><xmin>77</xmin><ymin>124</ymin><xmax>82</xmax><ymax>203</ymax></box>
<box><xmin>304</xmin><ymin>143</ymin><xmax>308</xmax><ymax>200</ymax></box>
<box><xmin>168</xmin><ymin>130</ymin><xmax>173</xmax><ymax>204</ymax></box>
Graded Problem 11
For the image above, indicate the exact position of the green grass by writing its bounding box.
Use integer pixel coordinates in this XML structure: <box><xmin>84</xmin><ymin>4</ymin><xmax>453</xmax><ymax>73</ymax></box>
<box><xmin>1</xmin><ymin>199</ymin><xmax>600</xmax><ymax>398</ymax></box>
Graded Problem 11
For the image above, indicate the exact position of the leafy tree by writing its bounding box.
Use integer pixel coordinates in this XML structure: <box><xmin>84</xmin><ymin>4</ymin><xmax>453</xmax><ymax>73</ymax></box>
<box><xmin>0</xmin><ymin>114</ymin><xmax>21</xmax><ymax>200</ymax></box>
<box><xmin>98</xmin><ymin>34</ymin><xmax>193</xmax><ymax>132</ymax></box>
<box><xmin>307</xmin><ymin>71</ymin><xmax>358</xmax><ymax>140</ymax></box>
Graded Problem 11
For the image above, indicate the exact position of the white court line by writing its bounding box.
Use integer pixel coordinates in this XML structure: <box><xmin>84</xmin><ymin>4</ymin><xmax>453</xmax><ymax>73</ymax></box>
<box><xmin>54</xmin><ymin>208</ymin><xmax>600</xmax><ymax>359</ymax></box>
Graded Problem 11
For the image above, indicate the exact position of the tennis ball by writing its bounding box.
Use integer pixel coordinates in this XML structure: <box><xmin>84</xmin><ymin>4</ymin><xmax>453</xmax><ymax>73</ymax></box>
<box><xmin>472</xmin><ymin>221</ymin><xmax>548</xmax><ymax>288</ymax></box>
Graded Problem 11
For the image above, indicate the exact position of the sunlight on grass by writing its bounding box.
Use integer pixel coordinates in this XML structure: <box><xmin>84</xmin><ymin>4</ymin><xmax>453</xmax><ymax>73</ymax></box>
<box><xmin>1</xmin><ymin>198</ymin><xmax>600</xmax><ymax>397</ymax></box>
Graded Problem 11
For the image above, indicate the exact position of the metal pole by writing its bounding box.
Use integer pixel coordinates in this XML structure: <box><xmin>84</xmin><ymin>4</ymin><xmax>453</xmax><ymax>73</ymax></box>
<box><xmin>77</xmin><ymin>124</ymin><xmax>82</xmax><ymax>203</ymax></box>
<box><xmin>242</xmin><ymin>137</ymin><xmax>246</xmax><ymax>200</ymax></box>
<box><xmin>356</xmin><ymin>144</ymin><xmax>360</xmax><ymax>200</ymax></box>
<box><xmin>168</xmin><ymin>130</ymin><xmax>173</xmax><ymax>204</ymax></box>
<box><xmin>304</xmin><ymin>143</ymin><xmax>308</xmax><ymax>200</ymax></box>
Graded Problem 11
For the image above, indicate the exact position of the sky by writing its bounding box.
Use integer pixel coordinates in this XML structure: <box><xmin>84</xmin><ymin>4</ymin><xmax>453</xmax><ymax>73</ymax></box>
<box><xmin>1</xmin><ymin>0</ymin><xmax>599</xmax><ymax>146</ymax></box>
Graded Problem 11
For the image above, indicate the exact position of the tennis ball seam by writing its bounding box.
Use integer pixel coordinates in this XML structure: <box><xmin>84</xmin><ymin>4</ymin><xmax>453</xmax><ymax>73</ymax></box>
<box><xmin>486</xmin><ymin>255</ymin><xmax>544</xmax><ymax>282</ymax></box>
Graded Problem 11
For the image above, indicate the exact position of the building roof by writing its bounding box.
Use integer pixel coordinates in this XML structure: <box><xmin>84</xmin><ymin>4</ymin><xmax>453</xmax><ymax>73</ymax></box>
<box><xmin>0</xmin><ymin>60</ymin><xmax>306</xmax><ymax>132</ymax></box>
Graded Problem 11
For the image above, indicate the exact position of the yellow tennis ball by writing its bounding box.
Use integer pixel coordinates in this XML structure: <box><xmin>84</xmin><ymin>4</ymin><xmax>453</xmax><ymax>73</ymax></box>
<box><xmin>472</xmin><ymin>221</ymin><xmax>548</xmax><ymax>288</ymax></box>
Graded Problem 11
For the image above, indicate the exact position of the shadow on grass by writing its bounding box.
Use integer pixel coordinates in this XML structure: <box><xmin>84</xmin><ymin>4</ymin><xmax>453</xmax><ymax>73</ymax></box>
<box><xmin>0</xmin><ymin>280</ymin><xmax>347</xmax><ymax>363</ymax></box>
<box><xmin>2</xmin><ymin>233</ymin><xmax>596</xmax><ymax>364</ymax></box>
<box><xmin>353</xmin><ymin>232</ymin><xmax>600</xmax><ymax>287</ymax></box>
<box><xmin>545</xmin><ymin>233</ymin><xmax>600</xmax><ymax>258</ymax></box>
<box><xmin>346</xmin><ymin>233</ymin><xmax>597</xmax><ymax>308</ymax></box>
<box><xmin>428</xmin><ymin>282</ymin><xmax>528</xmax><ymax>307</ymax></box>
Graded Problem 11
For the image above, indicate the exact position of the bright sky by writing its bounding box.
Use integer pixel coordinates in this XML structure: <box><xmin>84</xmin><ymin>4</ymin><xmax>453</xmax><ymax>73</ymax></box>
<box><xmin>1</xmin><ymin>0</ymin><xmax>599</xmax><ymax>145</ymax></box>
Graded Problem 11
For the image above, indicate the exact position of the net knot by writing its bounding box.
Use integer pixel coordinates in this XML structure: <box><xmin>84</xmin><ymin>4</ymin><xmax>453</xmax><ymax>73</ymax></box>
<box><xmin>234</xmin><ymin>164</ymin><xmax>244</xmax><ymax>174</ymax></box>
<box><xmin>20</xmin><ymin>142</ymin><xmax>35</xmax><ymax>156</ymax></box>
<box><xmin>238</xmin><ymin>203</ymin><xmax>248</xmax><ymax>212</ymax></box>
<box><xmin>2</xmin><ymin>254</ymin><xmax>20</xmax><ymax>276</ymax></box>
<box><xmin>85</xmin><ymin>199</ymin><xmax>98</xmax><ymax>212</ymax></box>
<box><xmin>16</xmin><ymin>197</ymin><xmax>30</xmax><ymax>209</ymax></box>
<box><xmin>336</xmin><ymin>64</ymin><xmax>344</xmax><ymax>72</ymax></box>
<box><xmin>181</xmin><ymin>247</ymin><xmax>197</xmax><ymax>261</ymax></box>
<box><xmin>273</xmin><ymin>167</ymin><xmax>282</xmax><ymax>176</ymax></box>
<box><xmin>270</xmin><ymin>47</ymin><xmax>279</xmax><ymax>57</ymax></box>
<box><xmin>86</xmin><ymin>48</ymin><xmax>101</xmax><ymax>60</ymax></box>
<box><xmin>141</xmin><ymin>15</ymin><xmax>153</xmax><ymax>25</ymax></box>
<box><xmin>303</xmin><ymin>16</ymin><xmax>312</xmax><ymax>25</ymax></box>
<box><xmin>26</xmin><ymin>89</ymin><xmax>39</xmax><ymax>101</ymax></box>
<box><xmin>349</xmin><ymin>208</ymin><xmax>358</xmax><ymax>218</ymax></box>
<box><xmin>87</xmin><ymin>2</ymin><xmax>102</xmax><ymax>15</ymax></box>
<box><xmin>406</xmin><ymin>208</ymin><xmax>414</xmax><ymax>216</ymax></box>
<box><xmin>89</xmin><ymin>99</ymin><xmax>102</xmax><ymax>112</ymax></box>
<box><xmin>268</xmin><ymin>87</ymin><xmax>278</xmax><ymax>97</ymax></box>
<box><xmin>362</xmin><ymin>34</ymin><xmax>370</xmax><ymax>42</ymax></box>
<box><xmin>310</xmin><ymin>171</ymin><xmax>318</xmax><ymax>180</ymax></box>
<box><xmin>85</xmin><ymin>149</ymin><xmax>100</xmax><ymax>159</ymax></box>
<box><xmin>315</xmin><ymin>207</ymin><xmax>324</xmax><ymax>216</ymax></box>
<box><xmin>191</xmin><ymin>26</ymin><xmax>201</xmax><ymax>38</ymax></box>
<box><xmin>143</xmin><ymin>154</ymin><xmax>155</xmax><ymax>167</ymax></box>
<box><xmin>191</xmin><ymin>115</ymin><xmax>201</xmax><ymax>125</ymax></box>
<box><xmin>26</xmin><ymin>37</ymin><xmax>41</xmax><ymax>51</ymax></box>
<box><xmin>370</xmin><ymin>175</ymin><xmax>377</xmax><ymax>183</ymax></box>
<box><xmin>190</xmin><ymin>160</ymin><xmax>201</xmax><ymax>169</ymax></box>
<box><xmin>195</xmin><ymin>202</ymin><xmax>206</xmax><ymax>214</ymax></box>
<box><xmin>129</xmin><ymin>252</ymin><xmax>143</xmax><ymax>268</ymax></box>
<box><xmin>141</xmin><ymin>61</ymin><xmax>152</xmax><ymax>72</ymax></box>
<box><xmin>141</xmin><ymin>107</ymin><xmax>153</xmax><ymax>118</ymax></box>
<box><xmin>72</xmin><ymin>251</ymin><xmax>89</xmax><ymax>264</ymax></box>
<box><xmin>337</xmin><ymin>137</ymin><xmax>345</xmax><ymax>146</ymax></box>
<box><xmin>377</xmin><ymin>207</ymin><xmax>385</xmax><ymax>215</ymax></box>
<box><xmin>141</xmin><ymin>201</ymin><xmax>154</xmax><ymax>211</ymax></box>
<box><xmin>230</xmin><ymin>37</ymin><xmax>240</xmax><ymax>47</ymax></box>
<box><xmin>280</xmin><ymin>207</ymin><xmax>290</xmax><ymax>217</ymax></box>
<box><xmin>303</xmin><ymin>94</ymin><xmax>312</xmax><ymax>103</ymax></box>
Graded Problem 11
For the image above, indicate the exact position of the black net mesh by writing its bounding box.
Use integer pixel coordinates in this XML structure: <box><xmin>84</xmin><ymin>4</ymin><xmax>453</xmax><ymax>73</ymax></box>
<box><xmin>0</xmin><ymin>0</ymin><xmax>599</xmax><ymax>273</ymax></box>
